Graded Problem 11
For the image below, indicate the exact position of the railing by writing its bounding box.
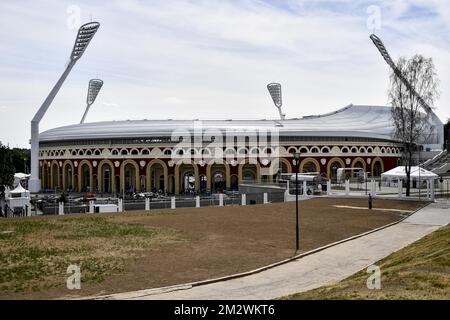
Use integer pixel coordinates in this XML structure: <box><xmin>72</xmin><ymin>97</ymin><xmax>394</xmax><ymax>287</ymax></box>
<box><xmin>38</xmin><ymin>191</ymin><xmax>287</xmax><ymax>215</ymax></box>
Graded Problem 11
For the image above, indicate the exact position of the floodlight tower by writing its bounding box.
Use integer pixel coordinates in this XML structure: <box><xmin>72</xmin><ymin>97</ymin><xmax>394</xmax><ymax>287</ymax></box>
<box><xmin>80</xmin><ymin>79</ymin><xmax>103</xmax><ymax>124</ymax></box>
<box><xmin>29</xmin><ymin>22</ymin><xmax>100</xmax><ymax>193</ymax></box>
<box><xmin>267</xmin><ymin>83</ymin><xmax>286</xmax><ymax>120</ymax></box>
<box><xmin>370</xmin><ymin>34</ymin><xmax>433</xmax><ymax>114</ymax></box>
<box><xmin>369</xmin><ymin>34</ymin><xmax>444</xmax><ymax>150</ymax></box>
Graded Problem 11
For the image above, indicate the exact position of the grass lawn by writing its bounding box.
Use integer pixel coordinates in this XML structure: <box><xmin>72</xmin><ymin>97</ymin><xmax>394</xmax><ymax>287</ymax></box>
<box><xmin>284</xmin><ymin>225</ymin><xmax>450</xmax><ymax>300</ymax></box>
<box><xmin>0</xmin><ymin>198</ymin><xmax>426</xmax><ymax>299</ymax></box>
<box><xmin>0</xmin><ymin>214</ymin><xmax>179</xmax><ymax>295</ymax></box>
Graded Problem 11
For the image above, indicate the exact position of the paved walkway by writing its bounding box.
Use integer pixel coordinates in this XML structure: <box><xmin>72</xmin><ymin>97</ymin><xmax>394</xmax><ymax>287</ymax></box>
<box><xmin>99</xmin><ymin>203</ymin><xmax>450</xmax><ymax>300</ymax></box>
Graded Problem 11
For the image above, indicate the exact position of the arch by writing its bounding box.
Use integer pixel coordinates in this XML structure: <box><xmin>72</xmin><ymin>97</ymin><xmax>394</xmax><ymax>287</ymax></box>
<box><xmin>224</xmin><ymin>148</ymin><xmax>235</xmax><ymax>157</ymax></box>
<box><xmin>146</xmin><ymin>159</ymin><xmax>169</xmax><ymax>193</ymax></box>
<box><xmin>300</xmin><ymin>158</ymin><xmax>320</xmax><ymax>173</ymax></box>
<box><xmin>130</xmin><ymin>148</ymin><xmax>139</xmax><ymax>156</ymax></box>
<box><xmin>287</xmin><ymin>147</ymin><xmax>297</xmax><ymax>154</ymax></box>
<box><xmin>237</xmin><ymin>147</ymin><xmax>248</xmax><ymax>155</ymax></box>
<box><xmin>120</xmin><ymin>159</ymin><xmax>140</xmax><ymax>192</ymax></box>
<box><xmin>98</xmin><ymin>159</ymin><xmax>115</xmax><ymax>193</ymax></box>
<box><xmin>174</xmin><ymin>148</ymin><xmax>184</xmax><ymax>156</ymax></box>
<box><xmin>351</xmin><ymin>157</ymin><xmax>366</xmax><ymax>171</ymax></box>
<box><xmin>77</xmin><ymin>160</ymin><xmax>93</xmax><ymax>192</ymax></box>
<box><xmin>279</xmin><ymin>157</ymin><xmax>292</xmax><ymax>174</ymax></box>
<box><xmin>326</xmin><ymin>157</ymin><xmax>345</xmax><ymax>179</ymax></box>
<box><xmin>310</xmin><ymin>146</ymin><xmax>320</xmax><ymax>154</ymax></box>
<box><xmin>174</xmin><ymin>160</ymin><xmax>199</xmax><ymax>194</ymax></box>
<box><xmin>358</xmin><ymin>147</ymin><xmax>367</xmax><ymax>153</ymax></box>
<box><xmin>321</xmin><ymin>146</ymin><xmax>330</xmax><ymax>154</ymax></box>
<box><xmin>201</xmin><ymin>148</ymin><xmax>211</xmax><ymax>157</ymax></box>
<box><xmin>211</xmin><ymin>170</ymin><xmax>226</xmax><ymax>192</ymax></box>
<box><xmin>341</xmin><ymin>146</ymin><xmax>349</xmax><ymax>153</ymax></box>
<box><xmin>50</xmin><ymin>160</ymin><xmax>60</xmax><ymax>189</ymax></box>
<box><xmin>263</xmin><ymin>147</ymin><xmax>273</xmax><ymax>155</ymax></box>
<box><xmin>62</xmin><ymin>160</ymin><xmax>74</xmax><ymax>192</ymax></box>
<box><xmin>350</xmin><ymin>146</ymin><xmax>358</xmax><ymax>153</ymax></box>
<box><xmin>371</xmin><ymin>157</ymin><xmax>384</xmax><ymax>177</ymax></box>
<box><xmin>149</xmin><ymin>147</ymin><xmax>160</xmax><ymax>156</ymax></box>
<box><xmin>207</xmin><ymin>159</ymin><xmax>231</xmax><ymax>191</ymax></box>
<box><xmin>238</xmin><ymin>159</ymin><xmax>261</xmax><ymax>183</ymax></box>
<box><xmin>299</xmin><ymin>146</ymin><xmax>309</xmax><ymax>154</ymax></box>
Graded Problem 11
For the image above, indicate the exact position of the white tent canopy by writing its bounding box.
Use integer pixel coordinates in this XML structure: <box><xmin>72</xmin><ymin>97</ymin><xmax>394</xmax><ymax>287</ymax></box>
<box><xmin>10</xmin><ymin>183</ymin><xmax>28</xmax><ymax>194</ymax></box>
<box><xmin>14</xmin><ymin>173</ymin><xmax>31</xmax><ymax>180</ymax></box>
<box><xmin>381</xmin><ymin>166</ymin><xmax>438</xmax><ymax>180</ymax></box>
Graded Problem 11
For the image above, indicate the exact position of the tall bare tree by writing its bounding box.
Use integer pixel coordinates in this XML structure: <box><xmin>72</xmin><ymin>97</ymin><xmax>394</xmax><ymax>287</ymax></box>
<box><xmin>388</xmin><ymin>54</ymin><xmax>440</xmax><ymax>196</ymax></box>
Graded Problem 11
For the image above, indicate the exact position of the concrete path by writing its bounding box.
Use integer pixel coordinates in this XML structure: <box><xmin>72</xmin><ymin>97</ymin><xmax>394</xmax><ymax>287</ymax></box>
<box><xmin>100</xmin><ymin>203</ymin><xmax>450</xmax><ymax>300</ymax></box>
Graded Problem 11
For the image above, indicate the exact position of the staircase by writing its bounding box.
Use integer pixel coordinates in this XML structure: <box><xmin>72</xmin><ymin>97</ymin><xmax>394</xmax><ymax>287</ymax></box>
<box><xmin>423</xmin><ymin>150</ymin><xmax>450</xmax><ymax>175</ymax></box>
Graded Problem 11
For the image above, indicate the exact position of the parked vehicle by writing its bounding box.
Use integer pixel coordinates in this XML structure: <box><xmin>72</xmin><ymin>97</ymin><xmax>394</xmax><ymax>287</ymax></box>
<box><xmin>336</xmin><ymin>168</ymin><xmax>368</xmax><ymax>183</ymax></box>
<box><xmin>279</xmin><ymin>173</ymin><xmax>328</xmax><ymax>195</ymax></box>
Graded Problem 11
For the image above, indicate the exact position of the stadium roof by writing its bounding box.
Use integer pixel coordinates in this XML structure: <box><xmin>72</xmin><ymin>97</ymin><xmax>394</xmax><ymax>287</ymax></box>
<box><xmin>40</xmin><ymin>104</ymin><xmax>397</xmax><ymax>142</ymax></box>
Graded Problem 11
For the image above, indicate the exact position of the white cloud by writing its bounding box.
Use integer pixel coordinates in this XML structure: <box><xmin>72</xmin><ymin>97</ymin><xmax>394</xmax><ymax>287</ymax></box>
<box><xmin>100</xmin><ymin>102</ymin><xmax>120</xmax><ymax>108</ymax></box>
<box><xmin>165</xmin><ymin>97</ymin><xmax>186</xmax><ymax>105</ymax></box>
<box><xmin>0</xmin><ymin>0</ymin><xmax>449</xmax><ymax>147</ymax></box>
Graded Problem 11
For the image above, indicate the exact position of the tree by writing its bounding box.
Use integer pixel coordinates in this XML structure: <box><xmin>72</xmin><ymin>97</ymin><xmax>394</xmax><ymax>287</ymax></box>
<box><xmin>0</xmin><ymin>142</ymin><xmax>30</xmax><ymax>191</ymax></box>
<box><xmin>388</xmin><ymin>55</ymin><xmax>440</xmax><ymax>196</ymax></box>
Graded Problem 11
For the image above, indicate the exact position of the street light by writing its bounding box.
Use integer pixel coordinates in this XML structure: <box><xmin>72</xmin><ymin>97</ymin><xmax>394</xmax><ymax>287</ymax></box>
<box><xmin>292</xmin><ymin>151</ymin><xmax>301</xmax><ymax>251</ymax></box>
<box><xmin>370</xmin><ymin>34</ymin><xmax>432</xmax><ymax>114</ymax></box>
<box><xmin>267</xmin><ymin>83</ymin><xmax>286</xmax><ymax>120</ymax></box>
<box><xmin>80</xmin><ymin>79</ymin><xmax>103</xmax><ymax>124</ymax></box>
<box><xmin>29</xmin><ymin>21</ymin><xmax>100</xmax><ymax>193</ymax></box>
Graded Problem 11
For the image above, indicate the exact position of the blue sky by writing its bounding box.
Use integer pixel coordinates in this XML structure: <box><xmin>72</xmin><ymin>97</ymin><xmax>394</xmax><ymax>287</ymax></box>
<box><xmin>0</xmin><ymin>0</ymin><xmax>449</xmax><ymax>147</ymax></box>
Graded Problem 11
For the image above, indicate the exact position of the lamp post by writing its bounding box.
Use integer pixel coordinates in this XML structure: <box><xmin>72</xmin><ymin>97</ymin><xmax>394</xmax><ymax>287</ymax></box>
<box><xmin>267</xmin><ymin>83</ymin><xmax>286</xmax><ymax>120</ymax></box>
<box><xmin>80</xmin><ymin>79</ymin><xmax>103</xmax><ymax>124</ymax></box>
<box><xmin>292</xmin><ymin>151</ymin><xmax>301</xmax><ymax>251</ymax></box>
<box><xmin>29</xmin><ymin>22</ymin><xmax>100</xmax><ymax>193</ymax></box>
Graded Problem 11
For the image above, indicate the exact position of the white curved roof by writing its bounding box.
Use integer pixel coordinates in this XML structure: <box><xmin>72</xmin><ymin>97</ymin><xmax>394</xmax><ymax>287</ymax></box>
<box><xmin>40</xmin><ymin>104</ymin><xmax>397</xmax><ymax>142</ymax></box>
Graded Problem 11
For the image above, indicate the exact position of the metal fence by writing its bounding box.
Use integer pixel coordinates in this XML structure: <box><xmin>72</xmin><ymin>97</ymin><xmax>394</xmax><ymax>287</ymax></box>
<box><xmin>38</xmin><ymin>191</ymin><xmax>286</xmax><ymax>216</ymax></box>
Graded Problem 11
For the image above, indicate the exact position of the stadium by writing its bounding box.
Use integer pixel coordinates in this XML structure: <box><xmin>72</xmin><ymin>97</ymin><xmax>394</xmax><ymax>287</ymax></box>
<box><xmin>37</xmin><ymin>103</ymin><xmax>443</xmax><ymax>195</ymax></box>
<box><xmin>25</xmin><ymin>23</ymin><xmax>445</xmax><ymax>196</ymax></box>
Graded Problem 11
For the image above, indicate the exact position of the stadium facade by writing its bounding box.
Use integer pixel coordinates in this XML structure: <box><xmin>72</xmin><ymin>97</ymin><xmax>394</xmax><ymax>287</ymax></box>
<box><xmin>37</xmin><ymin>104</ymin><xmax>443</xmax><ymax>194</ymax></box>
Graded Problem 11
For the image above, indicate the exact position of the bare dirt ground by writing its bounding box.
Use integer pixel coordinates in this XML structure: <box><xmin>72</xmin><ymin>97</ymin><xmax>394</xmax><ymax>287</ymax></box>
<box><xmin>0</xmin><ymin>198</ymin><xmax>426</xmax><ymax>299</ymax></box>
